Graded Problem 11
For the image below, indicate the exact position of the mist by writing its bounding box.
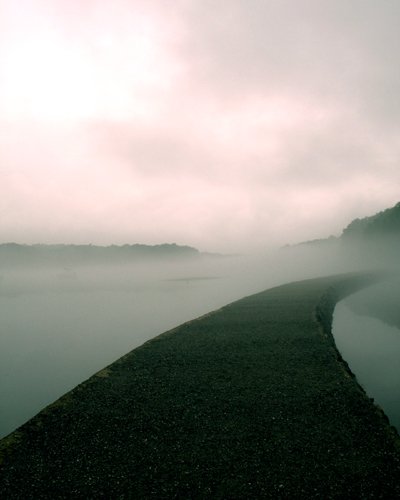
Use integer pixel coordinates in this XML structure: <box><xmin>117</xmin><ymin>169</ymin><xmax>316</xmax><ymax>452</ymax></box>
<box><xmin>0</xmin><ymin>251</ymin><xmax>279</xmax><ymax>438</ymax></box>
<box><xmin>1</xmin><ymin>234</ymin><xmax>399</xmax><ymax>439</ymax></box>
<box><xmin>2</xmin><ymin>4</ymin><xmax>400</xmax><ymax>482</ymax></box>
<box><xmin>5</xmin><ymin>259</ymin><xmax>388</xmax><ymax>435</ymax></box>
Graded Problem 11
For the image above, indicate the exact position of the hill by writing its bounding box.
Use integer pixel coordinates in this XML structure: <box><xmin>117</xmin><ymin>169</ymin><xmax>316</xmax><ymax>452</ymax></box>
<box><xmin>342</xmin><ymin>202</ymin><xmax>400</xmax><ymax>240</ymax></box>
<box><xmin>286</xmin><ymin>201</ymin><xmax>400</xmax><ymax>255</ymax></box>
<box><xmin>0</xmin><ymin>243</ymin><xmax>200</xmax><ymax>268</ymax></box>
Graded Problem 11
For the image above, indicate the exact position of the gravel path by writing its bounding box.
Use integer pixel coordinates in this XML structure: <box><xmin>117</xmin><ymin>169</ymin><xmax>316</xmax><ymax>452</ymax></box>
<box><xmin>1</xmin><ymin>272</ymin><xmax>399</xmax><ymax>499</ymax></box>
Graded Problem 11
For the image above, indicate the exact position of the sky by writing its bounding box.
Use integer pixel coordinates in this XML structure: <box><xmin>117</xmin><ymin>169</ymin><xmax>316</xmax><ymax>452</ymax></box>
<box><xmin>0</xmin><ymin>0</ymin><xmax>399</xmax><ymax>252</ymax></box>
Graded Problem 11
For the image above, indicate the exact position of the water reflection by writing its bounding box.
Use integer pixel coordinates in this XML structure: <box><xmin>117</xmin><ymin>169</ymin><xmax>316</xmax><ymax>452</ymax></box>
<box><xmin>333</xmin><ymin>300</ymin><xmax>400</xmax><ymax>432</ymax></box>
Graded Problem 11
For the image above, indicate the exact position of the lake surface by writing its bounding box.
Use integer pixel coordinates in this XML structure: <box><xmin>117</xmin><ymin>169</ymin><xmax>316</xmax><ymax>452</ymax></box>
<box><xmin>333</xmin><ymin>298</ymin><xmax>400</xmax><ymax>433</ymax></box>
<box><xmin>1</xmin><ymin>257</ymin><xmax>289</xmax><ymax>439</ymax></box>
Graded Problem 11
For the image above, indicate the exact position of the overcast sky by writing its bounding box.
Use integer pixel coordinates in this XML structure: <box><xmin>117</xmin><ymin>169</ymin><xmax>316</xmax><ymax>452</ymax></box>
<box><xmin>0</xmin><ymin>0</ymin><xmax>399</xmax><ymax>252</ymax></box>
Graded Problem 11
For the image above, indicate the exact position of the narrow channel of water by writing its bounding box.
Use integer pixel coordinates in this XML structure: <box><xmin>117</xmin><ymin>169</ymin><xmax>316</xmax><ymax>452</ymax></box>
<box><xmin>333</xmin><ymin>300</ymin><xmax>400</xmax><ymax>432</ymax></box>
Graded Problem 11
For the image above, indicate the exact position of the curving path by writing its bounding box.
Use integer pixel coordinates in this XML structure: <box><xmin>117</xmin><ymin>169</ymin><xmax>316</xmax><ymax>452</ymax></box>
<box><xmin>1</xmin><ymin>272</ymin><xmax>400</xmax><ymax>499</ymax></box>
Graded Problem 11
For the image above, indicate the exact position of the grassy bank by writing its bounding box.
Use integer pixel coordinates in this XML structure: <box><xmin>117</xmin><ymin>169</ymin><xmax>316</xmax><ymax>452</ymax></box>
<box><xmin>1</xmin><ymin>272</ymin><xmax>399</xmax><ymax>498</ymax></box>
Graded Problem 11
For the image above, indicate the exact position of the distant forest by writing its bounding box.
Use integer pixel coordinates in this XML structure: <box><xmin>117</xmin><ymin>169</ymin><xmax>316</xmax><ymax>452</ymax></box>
<box><xmin>0</xmin><ymin>243</ymin><xmax>200</xmax><ymax>267</ymax></box>
<box><xmin>293</xmin><ymin>201</ymin><xmax>400</xmax><ymax>248</ymax></box>
<box><xmin>342</xmin><ymin>202</ymin><xmax>400</xmax><ymax>240</ymax></box>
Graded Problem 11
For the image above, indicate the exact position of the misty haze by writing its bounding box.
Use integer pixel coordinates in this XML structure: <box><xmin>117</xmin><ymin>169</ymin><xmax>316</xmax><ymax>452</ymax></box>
<box><xmin>0</xmin><ymin>244</ymin><xmax>349</xmax><ymax>438</ymax></box>
<box><xmin>1</xmin><ymin>213</ymin><xmax>400</xmax><ymax>439</ymax></box>
<box><xmin>2</xmin><ymin>0</ymin><xmax>400</xmax><ymax>496</ymax></box>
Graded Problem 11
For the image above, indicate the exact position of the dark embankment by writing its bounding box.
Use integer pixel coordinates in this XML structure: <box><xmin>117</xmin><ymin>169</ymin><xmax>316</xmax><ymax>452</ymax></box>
<box><xmin>1</xmin><ymin>272</ymin><xmax>400</xmax><ymax>499</ymax></box>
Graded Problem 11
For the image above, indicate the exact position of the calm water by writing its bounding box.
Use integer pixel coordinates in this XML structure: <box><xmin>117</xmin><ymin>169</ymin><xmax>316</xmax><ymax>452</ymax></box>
<box><xmin>0</xmin><ymin>257</ymin><xmax>284</xmax><ymax>439</ymax></box>
<box><xmin>333</xmin><ymin>300</ymin><xmax>400</xmax><ymax>432</ymax></box>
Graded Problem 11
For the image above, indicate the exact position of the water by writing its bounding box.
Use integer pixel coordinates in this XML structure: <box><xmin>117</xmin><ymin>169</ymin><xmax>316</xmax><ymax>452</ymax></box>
<box><xmin>0</xmin><ymin>257</ymin><xmax>284</xmax><ymax>439</ymax></box>
<box><xmin>333</xmin><ymin>299</ymin><xmax>400</xmax><ymax>432</ymax></box>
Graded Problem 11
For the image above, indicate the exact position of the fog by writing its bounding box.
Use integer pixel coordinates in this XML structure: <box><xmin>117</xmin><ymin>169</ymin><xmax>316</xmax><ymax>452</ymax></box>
<box><xmin>1</xmin><ymin>239</ymin><xmax>399</xmax><ymax>439</ymax></box>
<box><xmin>2</xmin><ymin>0</ymin><xmax>400</xmax><ymax>445</ymax></box>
